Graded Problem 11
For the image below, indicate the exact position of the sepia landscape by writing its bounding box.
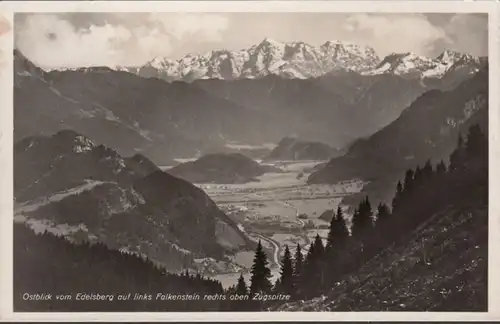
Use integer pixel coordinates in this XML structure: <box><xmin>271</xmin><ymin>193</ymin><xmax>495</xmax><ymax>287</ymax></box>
<box><xmin>12</xmin><ymin>12</ymin><xmax>488</xmax><ymax>312</ymax></box>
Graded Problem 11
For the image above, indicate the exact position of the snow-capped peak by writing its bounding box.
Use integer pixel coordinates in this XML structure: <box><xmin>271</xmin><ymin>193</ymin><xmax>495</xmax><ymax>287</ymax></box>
<box><xmin>115</xmin><ymin>38</ymin><xmax>381</xmax><ymax>81</ymax></box>
<box><xmin>147</xmin><ymin>56</ymin><xmax>178</xmax><ymax>69</ymax></box>
<box><xmin>437</xmin><ymin>50</ymin><xmax>464</xmax><ymax>63</ymax></box>
<box><xmin>259</xmin><ymin>37</ymin><xmax>285</xmax><ymax>47</ymax></box>
<box><xmin>364</xmin><ymin>52</ymin><xmax>436</xmax><ymax>76</ymax></box>
<box><xmin>363</xmin><ymin>49</ymin><xmax>484</xmax><ymax>79</ymax></box>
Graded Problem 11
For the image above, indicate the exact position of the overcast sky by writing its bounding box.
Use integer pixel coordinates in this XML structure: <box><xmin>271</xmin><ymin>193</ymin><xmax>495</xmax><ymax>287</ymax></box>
<box><xmin>14</xmin><ymin>12</ymin><xmax>488</xmax><ymax>70</ymax></box>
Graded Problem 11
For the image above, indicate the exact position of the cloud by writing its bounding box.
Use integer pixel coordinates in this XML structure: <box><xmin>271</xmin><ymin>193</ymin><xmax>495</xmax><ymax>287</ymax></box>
<box><xmin>15</xmin><ymin>13</ymin><xmax>229</xmax><ymax>69</ymax></box>
<box><xmin>342</xmin><ymin>14</ymin><xmax>449</xmax><ymax>57</ymax></box>
<box><xmin>150</xmin><ymin>13</ymin><xmax>229</xmax><ymax>42</ymax></box>
<box><xmin>15</xmin><ymin>13</ymin><xmax>487</xmax><ymax>69</ymax></box>
<box><xmin>442</xmin><ymin>14</ymin><xmax>488</xmax><ymax>56</ymax></box>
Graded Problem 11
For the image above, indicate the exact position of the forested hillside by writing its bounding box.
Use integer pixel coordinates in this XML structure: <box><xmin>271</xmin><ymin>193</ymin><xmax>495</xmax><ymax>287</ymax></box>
<box><xmin>14</xmin><ymin>223</ymin><xmax>227</xmax><ymax>312</ymax></box>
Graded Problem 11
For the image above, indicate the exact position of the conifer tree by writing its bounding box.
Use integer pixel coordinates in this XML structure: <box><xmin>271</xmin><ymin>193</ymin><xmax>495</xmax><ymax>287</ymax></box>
<box><xmin>336</xmin><ymin>205</ymin><xmax>343</xmax><ymax>222</ymax></box>
<box><xmin>403</xmin><ymin>169</ymin><xmax>415</xmax><ymax>194</ymax></box>
<box><xmin>313</xmin><ymin>234</ymin><xmax>325</xmax><ymax>258</ymax></box>
<box><xmin>376</xmin><ymin>202</ymin><xmax>391</xmax><ymax>221</ymax></box>
<box><xmin>291</xmin><ymin>243</ymin><xmax>304</xmax><ymax>297</ymax></box>
<box><xmin>313</xmin><ymin>235</ymin><xmax>326</xmax><ymax>288</ymax></box>
<box><xmin>372</xmin><ymin>202</ymin><xmax>392</xmax><ymax>248</ymax></box>
<box><xmin>235</xmin><ymin>273</ymin><xmax>248</xmax><ymax>295</ymax></box>
<box><xmin>423</xmin><ymin>159</ymin><xmax>434</xmax><ymax>178</ymax></box>
<box><xmin>294</xmin><ymin>243</ymin><xmax>303</xmax><ymax>277</ymax></box>
<box><xmin>326</xmin><ymin>207</ymin><xmax>349</xmax><ymax>251</ymax></box>
<box><xmin>352</xmin><ymin>196</ymin><xmax>372</xmax><ymax>236</ymax></box>
<box><xmin>436</xmin><ymin>160</ymin><xmax>447</xmax><ymax>174</ymax></box>
<box><xmin>277</xmin><ymin>245</ymin><xmax>294</xmax><ymax>295</ymax></box>
<box><xmin>361</xmin><ymin>196</ymin><xmax>372</xmax><ymax>219</ymax></box>
<box><xmin>326</xmin><ymin>209</ymin><xmax>337</xmax><ymax>250</ymax></box>
<box><xmin>392</xmin><ymin>181</ymin><xmax>403</xmax><ymax>212</ymax></box>
<box><xmin>414</xmin><ymin>165</ymin><xmax>423</xmax><ymax>185</ymax></box>
<box><xmin>249</xmin><ymin>241</ymin><xmax>273</xmax><ymax>295</ymax></box>
<box><xmin>305</xmin><ymin>240</ymin><xmax>316</xmax><ymax>266</ymax></box>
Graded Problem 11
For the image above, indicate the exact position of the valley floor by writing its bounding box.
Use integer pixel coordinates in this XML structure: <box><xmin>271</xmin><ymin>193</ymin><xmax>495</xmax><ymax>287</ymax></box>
<box><xmin>191</xmin><ymin>160</ymin><xmax>365</xmax><ymax>288</ymax></box>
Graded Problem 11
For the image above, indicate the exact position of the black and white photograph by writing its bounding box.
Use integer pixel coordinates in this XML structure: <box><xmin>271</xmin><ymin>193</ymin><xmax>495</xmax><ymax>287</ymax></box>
<box><xmin>1</xmin><ymin>1</ymin><xmax>497</xmax><ymax>318</ymax></box>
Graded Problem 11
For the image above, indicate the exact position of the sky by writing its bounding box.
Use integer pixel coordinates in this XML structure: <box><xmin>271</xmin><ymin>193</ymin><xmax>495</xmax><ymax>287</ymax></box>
<box><xmin>14</xmin><ymin>12</ymin><xmax>488</xmax><ymax>70</ymax></box>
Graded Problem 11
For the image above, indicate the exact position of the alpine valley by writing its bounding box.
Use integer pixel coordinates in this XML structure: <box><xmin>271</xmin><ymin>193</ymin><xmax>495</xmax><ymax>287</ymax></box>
<box><xmin>13</xmin><ymin>36</ymin><xmax>489</xmax><ymax>312</ymax></box>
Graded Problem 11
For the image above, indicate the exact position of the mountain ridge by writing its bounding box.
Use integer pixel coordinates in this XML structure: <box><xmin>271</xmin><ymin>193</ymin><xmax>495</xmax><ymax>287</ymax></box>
<box><xmin>14</xmin><ymin>129</ymin><xmax>252</xmax><ymax>272</ymax></box>
<box><xmin>35</xmin><ymin>38</ymin><xmax>484</xmax><ymax>83</ymax></box>
<box><xmin>308</xmin><ymin>65</ymin><xmax>488</xmax><ymax>207</ymax></box>
<box><xmin>169</xmin><ymin>152</ymin><xmax>280</xmax><ymax>184</ymax></box>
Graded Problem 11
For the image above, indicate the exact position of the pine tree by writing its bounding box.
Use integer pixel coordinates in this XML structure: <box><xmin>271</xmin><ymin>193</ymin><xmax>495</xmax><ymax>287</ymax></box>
<box><xmin>403</xmin><ymin>169</ymin><xmax>415</xmax><ymax>194</ymax></box>
<box><xmin>314</xmin><ymin>234</ymin><xmax>326</xmax><ymax>288</ymax></box>
<box><xmin>336</xmin><ymin>205</ymin><xmax>343</xmax><ymax>222</ymax></box>
<box><xmin>436</xmin><ymin>160</ymin><xmax>447</xmax><ymax>174</ymax></box>
<box><xmin>414</xmin><ymin>165</ymin><xmax>423</xmax><ymax>185</ymax></box>
<box><xmin>235</xmin><ymin>273</ymin><xmax>248</xmax><ymax>295</ymax></box>
<box><xmin>313</xmin><ymin>234</ymin><xmax>325</xmax><ymax>258</ymax></box>
<box><xmin>376</xmin><ymin>202</ymin><xmax>391</xmax><ymax>221</ymax></box>
<box><xmin>294</xmin><ymin>243</ymin><xmax>303</xmax><ymax>277</ymax></box>
<box><xmin>326</xmin><ymin>209</ymin><xmax>337</xmax><ymax>250</ymax></box>
<box><xmin>392</xmin><ymin>181</ymin><xmax>403</xmax><ymax>212</ymax></box>
<box><xmin>277</xmin><ymin>245</ymin><xmax>294</xmax><ymax>295</ymax></box>
<box><xmin>326</xmin><ymin>207</ymin><xmax>349</xmax><ymax>251</ymax></box>
<box><xmin>249</xmin><ymin>241</ymin><xmax>272</xmax><ymax>295</ymax></box>
<box><xmin>352</xmin><ymin>196</ymin><xmax>372</xmax><ymax>236</ymax></box>
<box><xmin>423</xmin><ymin>159</ymin><xmax>434</xmax><ymax>178</ymax></box>
<box><xmin>305</xmin><ymin>240</ymin><xmax>316</xmax><ymax>266</ymax></box>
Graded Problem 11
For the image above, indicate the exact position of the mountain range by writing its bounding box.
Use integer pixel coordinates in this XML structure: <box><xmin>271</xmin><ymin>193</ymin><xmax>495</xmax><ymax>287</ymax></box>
<box><xmin>106</xmin><ymin>39</ymin><xmax>484</xmax><ymax>83</ymax></box>
<box><xmin>16</xmin><ymin>40</ymin><xmax>486</xmax><ymax>166</ymax></box>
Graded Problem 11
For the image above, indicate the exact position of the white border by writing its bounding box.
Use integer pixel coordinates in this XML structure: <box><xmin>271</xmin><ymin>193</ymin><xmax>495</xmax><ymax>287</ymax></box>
<box><xmin>0</xmin><ymin>1</ymin><xmax>499</xmax><ymax>322</ymax></box>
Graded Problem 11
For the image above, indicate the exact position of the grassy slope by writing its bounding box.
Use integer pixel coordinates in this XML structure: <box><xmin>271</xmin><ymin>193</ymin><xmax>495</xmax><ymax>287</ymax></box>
<box><xmin>276</xmin><ymin>204</ymin><xmax>487</xmax><ymax>311</ymax></box>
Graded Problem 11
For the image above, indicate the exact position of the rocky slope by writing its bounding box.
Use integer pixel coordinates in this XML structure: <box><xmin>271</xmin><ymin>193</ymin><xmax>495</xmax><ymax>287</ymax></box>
<box><xmin>308</xmin><ymin>65</ymin><xmax>488</xmax><ymax>207</ymax></box>
<box><xmin>169</xmin><ymin>153</ymin><xmax>279</xmax><ymax>184</ymax></box>
<box><xmin>14</xmin><ymin>130</ymin><xmax>251</xmax><ymax>271</ymax></box>
<box><xmin>264</xmin><ymin>137</ymin><xmax>339</xmax><ymax>161</ymax></box>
